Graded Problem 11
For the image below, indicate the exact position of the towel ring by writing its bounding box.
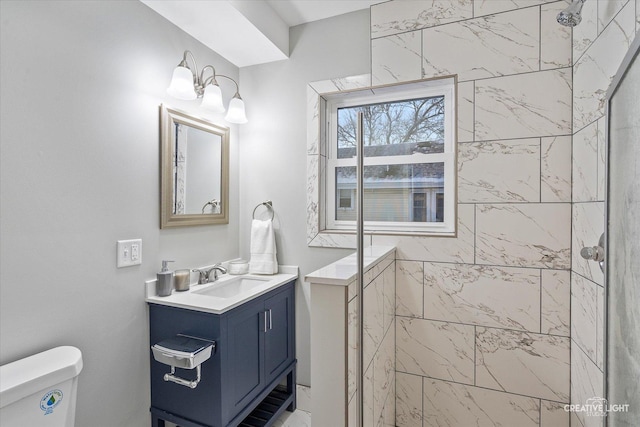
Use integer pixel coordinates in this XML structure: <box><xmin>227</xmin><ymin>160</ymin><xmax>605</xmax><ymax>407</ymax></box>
<box><xmin>252</xmin><ymin>200</ymin><xmax>274</xmax><ymax>220</ymax></box>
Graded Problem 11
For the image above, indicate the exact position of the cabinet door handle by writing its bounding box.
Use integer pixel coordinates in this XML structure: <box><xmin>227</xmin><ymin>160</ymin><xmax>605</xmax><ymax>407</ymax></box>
<box><xmin>268</xmin><ymin>309</ymin><xmax>272</xmax><ymax>330</ymax></box>
<box><xmin>263</xmin><ymin>310</ymin><xmax>268</xmax><ymax>332</ymax></box>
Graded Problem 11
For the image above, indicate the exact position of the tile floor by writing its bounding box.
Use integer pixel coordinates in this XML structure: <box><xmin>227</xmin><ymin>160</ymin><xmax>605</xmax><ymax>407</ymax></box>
<box><xmin>273</xmin><ymin>409</ymin><xmax>311</xmax><ymax>427</ymax></box>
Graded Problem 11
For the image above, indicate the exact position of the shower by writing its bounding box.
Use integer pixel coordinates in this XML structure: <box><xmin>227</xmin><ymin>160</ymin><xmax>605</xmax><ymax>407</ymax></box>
<box><xmin>557</xmin><ymin>0</ymin><xmax>586</xmax><ymax>26</ymax></box>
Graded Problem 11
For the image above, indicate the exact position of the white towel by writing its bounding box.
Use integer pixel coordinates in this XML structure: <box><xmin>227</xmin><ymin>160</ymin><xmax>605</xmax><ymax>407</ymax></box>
<box><xmin>249</xmin><ymin>219</ymin><xmax>278</xmax><ymax>274</ymax></box>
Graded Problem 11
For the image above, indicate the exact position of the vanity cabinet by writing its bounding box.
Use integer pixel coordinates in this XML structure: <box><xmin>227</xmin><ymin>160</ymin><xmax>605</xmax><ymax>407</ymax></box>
<box><xmin>149</xmin><ymin>280</ymin><xmax>296</xmax><ymax>427</ymax></box>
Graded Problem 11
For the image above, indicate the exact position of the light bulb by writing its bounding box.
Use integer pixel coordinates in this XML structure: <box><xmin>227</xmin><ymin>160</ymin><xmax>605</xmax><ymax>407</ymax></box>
<box><xmin>225</xmin><ymin>96</ymin><xmax>248</xmax><ymax>124</ymax></box>
<box><xmin>201</xmin><ymin>83</ymin><xmax>225</xmax><ymax>113</ymax></box>
<box><xmin>166</xmin><ymin>66</ymin><xmax>196</xmax><ymax>100</ymax></box>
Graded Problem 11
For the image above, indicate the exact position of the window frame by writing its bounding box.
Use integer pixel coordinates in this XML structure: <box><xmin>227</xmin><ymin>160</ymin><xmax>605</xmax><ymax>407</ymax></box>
<box><xmin>324</xmin><ymin>79</ymin><xmax>456</xmax><ymax>234</ymax></box>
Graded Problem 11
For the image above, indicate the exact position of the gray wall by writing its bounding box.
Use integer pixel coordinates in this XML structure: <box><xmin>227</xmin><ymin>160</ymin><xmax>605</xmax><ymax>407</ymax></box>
<box><xmin>237</xmin><ymin>10</ymin><xmax>372</xmax><ymax>386</ymax></box>
<box><xmin>0</xmin><ymin>1</ymin><xmax>240</xmax><ymax>425</ymax></box>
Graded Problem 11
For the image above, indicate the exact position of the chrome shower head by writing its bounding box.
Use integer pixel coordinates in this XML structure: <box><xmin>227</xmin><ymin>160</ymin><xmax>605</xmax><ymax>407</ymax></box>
<box><xmin>557</xmin><ymin>0</ymin><xmax>586</xmax><ymax>27</ymax></box>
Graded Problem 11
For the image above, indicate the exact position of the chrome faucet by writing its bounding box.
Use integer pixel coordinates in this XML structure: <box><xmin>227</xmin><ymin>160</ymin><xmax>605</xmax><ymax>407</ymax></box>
<box><xmin>192</xmin><ymin>264</ymin><xmax>228</xmax><ymax>284</ymax></box>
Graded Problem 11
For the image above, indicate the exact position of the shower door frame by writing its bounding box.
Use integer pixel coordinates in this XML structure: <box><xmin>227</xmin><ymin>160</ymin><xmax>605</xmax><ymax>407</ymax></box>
<box><xmin>602</xmin><ymin>32</ymin><xmax>640</xmax><ymax>427</ymax></box>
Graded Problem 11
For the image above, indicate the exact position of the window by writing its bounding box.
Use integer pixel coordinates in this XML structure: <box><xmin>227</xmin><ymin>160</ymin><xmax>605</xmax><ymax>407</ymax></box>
<box><xmin>324</xmin><ymin>78</ymin><xmax>456</xmax><ymax>234</ymax></box>
<box><xmin>338</xmin><ymin>189</ymin><xmax>354</xmax><ymax>209</ymax></box>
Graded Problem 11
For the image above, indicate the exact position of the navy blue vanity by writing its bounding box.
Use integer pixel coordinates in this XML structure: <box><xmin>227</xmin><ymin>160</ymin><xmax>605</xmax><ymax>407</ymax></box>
<box><xmin>148</xmin><ymin>279</ymin><xmax>296</xmax><ymax>427</ymax></box>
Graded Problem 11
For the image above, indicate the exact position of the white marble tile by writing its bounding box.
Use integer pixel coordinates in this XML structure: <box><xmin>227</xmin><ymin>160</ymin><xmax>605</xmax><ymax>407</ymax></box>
<box><xmin>372</xmin><ymin>32</ymin><xmax>422</xmax><ymax>86</ymax></box>
<box><xmin>364</xmin><ymin>253</ymin><xmax>394</xmax><ymax>288</ymax></box>
<box><xmin>458</xmin><ymin>139</ymin><xmax>540</xmax><ymax>203</ymax></box>
<box><xmin>473</xmin><ymin>0</ymin><xmax>554</xmax><ymax>17</ymax></box>
<box><xmin>306</xmin><ymin>154</ymin><xmax>319</xmax><ymax>242</ymax></box>
<box><xmin>382</xmin><ymin>263</ymin><xmax>395</xmax><ymax>333</ymax></box>
<box><xmin>308</xmin><ymin>231</ymin><xmax>369</xmax><ymax>249</ymax></box>
<box><xmin>371</xmin><ymin>0</ymin><xmax>473</xmax><ymax>38</ymax></box>
<box><xmin>475</xmin><ymin>68</ymin><xmax>572</xmax><ymax>141</ymax></box>
<box><xmin>380</xmin><ymin>384</ymin><xmax>395</xmax><ymax>427</ymax></box>
<box><xmin>596</xmin><ymin>115</ymin><xmax>606</xmax><ymax>201</ymax></box>
<box><xmin>573</xmin><ymin>0</ymin><xmax>599</xmax><ymax>61</ymax></box>
<box><xmin>573</xmin><ymin>2</ymin><xmax>636</xmax><ymax>130</ymax></box>
<box><xmin>423</xmin><ymin>377</ymin><xmax>540</xmax><ymax>427</ymax></box>
<box><xmin>306</xmin><ymin>86</ymin><xmax>320</xmax><ymax>155</ymax></box>
<box><xmin>396</xmin><ymin>260</ymin><xmax>423</xmax><ymax>318</ymax></box>
<box><xmin>396</xmin><ymin>372</ymin><xmax>422</xmax><ymax>427</ymax></box>
<box><xmin>541</xmin><ymin>269</ymin><xmax>570</xmax><ymax>336</ymax></box>
<box><xmin>571</xmin><ymin>273</ymin><xmax>598</xmax><ymax>362</ymax></box>
<box><xmin>423</xmin><ymin>7</ymin><xmax>539</xmax><ymax>81</ymax></box>
<box><xmin>476</xmin><ymin>203</ymin><xmax>571</xmax><ymax>269</ymax></box>
<box><xmin>457</xmin><ymin>80</ymin><xmax>474</xmax><ymax>143</ymax></box>
<box><xmin>308</xmin><ymin>74</ymin><xmax>372</xmax><ymax>95</ymax></box>
<box><xmin>571</xmin><ymin>201</ymin><xmax>605</xmax><ymax>286</ymax></box>
<box><xmin>396</xmin><ymin>317</ymin><xmax>475</xmax><ymax>383</ymax></box>
<box><xmin>423</xmin><ymin>262</ymin><xmax>541</xmax><ymax>332</ymax></box>
<box><xmin>598</xmin><ymin>0</ymin><xmax>628</xmax><ymax>34</ymax></box>
<box><xmin>295</xmin><ymin>385</ymin><xmax>312</xmax><ymax>413</ymax></box>
<box><xmin>364</xmin><ymin>274</ymin><xmax>385</xmax><ymax>369</ymax></box>
<box><xmin>373</xmin><ymin>203</ymin><xmax>475</xmax><ymax>263</ymax></box>
<box><xmin>571</xmin><ymin>340</ymin><xmax>604</xmax><ymax>427</ymax></box>
<box><xmin>374</xmin><ymin>324</ymin><xmax>395</xmax><ymax>423</ymax></box>
<box><xmin>572</xmin><ymin>121</ymin><xmax>599</xmax><ymax>202</ymax></box>
<box><xmin>364</xmin><ymin>362</ymin><xmax>375</xmax><ymax>427</ymax></box>
<box><xmin>541</xmin><ymin>1</ymin><xmax>572</xmax><ymax>70</ymax></box>
<box><xmin>637</xmin><ymin>0</ymin><xmax>640</xmax><ymax>33</ymax></box>
<box><xmin>541</xmin><ymin>399</ymin><xmax>570</xmax><ymax>427</ymax></box>
<box><xmin>348</xmin><ymin>295</ymin><xmax>357</xmax><ymax>401</ymax></box>
<box><xmin>541</xmin><ymin>135</ymin><xmax>572</xmax><ymax>202</ymax></box>
<box><xmin>475</xmin><ymin>327</ymin><xmax>570</xmax><ymax>402</ymax></box>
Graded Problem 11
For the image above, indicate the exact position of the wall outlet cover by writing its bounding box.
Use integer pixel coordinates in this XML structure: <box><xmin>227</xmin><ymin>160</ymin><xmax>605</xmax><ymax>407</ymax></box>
<box><xmin>117</xmin><ymin>239</ymin><xmax>142</xmax><ymax>268</ymax></box>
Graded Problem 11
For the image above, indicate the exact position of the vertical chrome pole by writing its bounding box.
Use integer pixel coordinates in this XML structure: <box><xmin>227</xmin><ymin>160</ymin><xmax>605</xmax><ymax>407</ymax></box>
<box><xmin>356</xmin><ymin>112</ymin><xmax>364</xmax><ymax>427</ymax></box>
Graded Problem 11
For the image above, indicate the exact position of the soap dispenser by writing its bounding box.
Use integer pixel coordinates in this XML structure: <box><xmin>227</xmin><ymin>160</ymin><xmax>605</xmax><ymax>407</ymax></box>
<box><xmin>157</xmin><ymin>260</ymin><xmax>175</xmax><ymax>297</ymax></box>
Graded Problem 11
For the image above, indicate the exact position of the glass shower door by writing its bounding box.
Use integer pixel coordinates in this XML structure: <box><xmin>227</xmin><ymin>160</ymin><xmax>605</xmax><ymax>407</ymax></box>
<box><xmin>605</xmin><ymin>35</ymin><xmax>640</xmax><ymax>426</ymax></box>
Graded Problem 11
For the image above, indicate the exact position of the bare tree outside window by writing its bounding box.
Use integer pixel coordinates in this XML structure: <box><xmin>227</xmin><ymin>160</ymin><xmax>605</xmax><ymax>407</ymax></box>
<box><xmin>336</xmin><ymin>96</ymin><xmax>445</xmax><ymax>159</ymax></box>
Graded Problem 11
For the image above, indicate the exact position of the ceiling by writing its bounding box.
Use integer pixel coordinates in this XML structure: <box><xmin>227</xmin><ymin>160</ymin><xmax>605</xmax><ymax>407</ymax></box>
<box><xmin>265</xmin><ymin>0</ymin><xmax>380</xmax><ymax>27</ymax></box>
<box><xmin>140</xmin><ymin>0</ymin><xmax>380</xmax><ymax>67</ymax></box>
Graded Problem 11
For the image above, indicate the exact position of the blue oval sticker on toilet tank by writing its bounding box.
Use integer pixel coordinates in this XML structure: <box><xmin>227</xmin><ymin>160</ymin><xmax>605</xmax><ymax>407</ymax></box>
<box><xmin>40</xmin><ymin>389</ymin><xmax>63</xmax><ymax>415</ymax></box>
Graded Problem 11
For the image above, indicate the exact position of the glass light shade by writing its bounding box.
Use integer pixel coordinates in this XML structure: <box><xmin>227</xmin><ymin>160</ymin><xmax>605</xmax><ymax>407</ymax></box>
<box><xmin>201</xmin><ymin>84</ymin><xmax>225</xmax><ymax>113</ymax></box>
<box><xmin>166</xmin><ymin>66</ymin><xmax>197</xmax><ymax>100</ymax></box>
<box><xmin>225</xmin><ymin>96</ymin><xmax>248</xmax><ymax>124</ymax></box>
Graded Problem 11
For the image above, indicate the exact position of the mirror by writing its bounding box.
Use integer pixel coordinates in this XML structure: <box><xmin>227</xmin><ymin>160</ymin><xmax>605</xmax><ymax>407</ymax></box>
<box><xmin>160</xmin><ymin>105</ymin><xmax>229</xmax><ymax>228</ymax></box>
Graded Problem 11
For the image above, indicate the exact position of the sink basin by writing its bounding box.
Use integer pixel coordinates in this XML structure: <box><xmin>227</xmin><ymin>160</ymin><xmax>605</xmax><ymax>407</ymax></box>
<box><xmin>193</xmin><ymin>276</ymin><xmax>271</xmax><ymax>299</ymax></box>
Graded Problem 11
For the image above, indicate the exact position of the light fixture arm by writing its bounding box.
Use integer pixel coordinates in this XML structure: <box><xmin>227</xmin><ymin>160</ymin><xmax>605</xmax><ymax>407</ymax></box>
<box><xmin>179</xmin><ymin>51</ymin><xmax>240</xmax><ymax>98</ymax></box>
<box><xmin>167</xmin><ymin>50</ymin><xmax>248</xmax><ymax>123</ymax></box>
<box><xmin>215</xmin><ymin>74</ymin><xmax>242</xmax><ymax>98</ymax></box>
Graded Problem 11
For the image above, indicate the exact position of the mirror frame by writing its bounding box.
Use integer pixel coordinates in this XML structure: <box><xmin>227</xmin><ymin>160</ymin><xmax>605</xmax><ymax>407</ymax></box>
<box><xmin>160</xmin><ymin>104</ymin><xmax>230</xmax><ymax>228</ymax></box>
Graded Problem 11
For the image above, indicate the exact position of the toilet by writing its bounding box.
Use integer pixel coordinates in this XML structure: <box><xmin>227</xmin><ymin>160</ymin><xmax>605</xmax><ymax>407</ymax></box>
<box><xmin>0</xmin><ymin>346</ymin><xmax>83</xmax><ymax>427</ymax></box>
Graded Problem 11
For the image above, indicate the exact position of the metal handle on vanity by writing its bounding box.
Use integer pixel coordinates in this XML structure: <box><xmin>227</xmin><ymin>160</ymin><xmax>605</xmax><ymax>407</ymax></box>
<box><xmin>268</xmin><ymin>309</ymin><xmax>272</xmax><ymax>330</ymax></box>
<box><xmin>264</xmin><ymin>311</ymin><xmax>268</xmax><ymax>332</ymax></box>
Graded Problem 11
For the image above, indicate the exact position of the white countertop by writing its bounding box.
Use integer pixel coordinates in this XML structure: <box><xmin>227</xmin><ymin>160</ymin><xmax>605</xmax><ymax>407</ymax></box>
<box><xmin>145</xmin><ymin>266</ymin><xmax>298</xmax><ymax>314</ymax></box>
<box><xmin>304</xmin><ymin>246</ymin><xmax>395</xmax><ymax>286</ymax></box>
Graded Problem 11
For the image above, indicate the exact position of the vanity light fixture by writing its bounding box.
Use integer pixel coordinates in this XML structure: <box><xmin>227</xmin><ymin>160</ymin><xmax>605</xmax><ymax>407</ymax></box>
<box><xmin>166</xmin><ymin>50</ymin><xmax>248</xmax><ymax>124</ymax></box>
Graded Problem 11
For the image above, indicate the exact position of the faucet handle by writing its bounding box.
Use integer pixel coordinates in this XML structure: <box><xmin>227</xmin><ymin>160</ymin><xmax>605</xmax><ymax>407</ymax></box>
<box><xmin>192</xmin><ymin>268</ymin><xmax>209</xmax><ymax>284</ymax></box>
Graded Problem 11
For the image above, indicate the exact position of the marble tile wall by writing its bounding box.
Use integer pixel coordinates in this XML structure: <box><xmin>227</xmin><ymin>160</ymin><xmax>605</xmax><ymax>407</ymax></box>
<box><xmin>348</xmin><ymin>253</ymin><xmax>396</xmax><ymax>427</ymax></box>
<box><xmin>369</xmin><ymin>1</ymin><xmax>577</xmax><ymax>425</ymax></box>
<box><xmin>570</xmin><ymin>2</ymin><xmax>639</xmax><ymax>427</ymax></box>
<box><xmin>305</xmin><ymin>1</ymin><xmax>638</xmax><ymax>425</ymax></box>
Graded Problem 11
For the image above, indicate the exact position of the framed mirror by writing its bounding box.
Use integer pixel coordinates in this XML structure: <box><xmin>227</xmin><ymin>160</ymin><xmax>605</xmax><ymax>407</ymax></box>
<box><xmin>160</xmin><ymin>105</ymin><xmax>229</xmax><ymax>228</ymax></box>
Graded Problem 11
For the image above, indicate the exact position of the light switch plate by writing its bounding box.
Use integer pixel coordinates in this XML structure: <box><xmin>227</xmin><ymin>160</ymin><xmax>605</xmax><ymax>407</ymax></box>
<box><xmin>117</xmin><ymin>239</ymin><xmax>142</xmax><ymax>268</ymax></box>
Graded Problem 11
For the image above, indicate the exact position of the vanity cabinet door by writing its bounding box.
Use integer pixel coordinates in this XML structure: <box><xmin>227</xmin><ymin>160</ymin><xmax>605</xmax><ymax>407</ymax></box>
<box><xmin>264</xmin><ymin>283</ymin><xmax>295</xmax><ymax>386</ymax></box>
<box><xmin>226</xmin><ymin>297</ymin><xmax>265</xmax><ymax>415</ymax></box>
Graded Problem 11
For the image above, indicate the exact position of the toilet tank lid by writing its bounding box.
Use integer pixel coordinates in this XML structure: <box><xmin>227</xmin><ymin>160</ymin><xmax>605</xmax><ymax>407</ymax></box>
<box><xmin>0</xmin><ymin>346</ymin><xmax>83</xmax><ymax>408</ymax></box>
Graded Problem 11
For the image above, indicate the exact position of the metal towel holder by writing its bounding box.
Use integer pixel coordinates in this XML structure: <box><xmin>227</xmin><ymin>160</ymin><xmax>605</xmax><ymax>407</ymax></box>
<box><xmin>252</xmin><ymin>200</ymin><xmax>274</xmax><ymax>220</ymax></box>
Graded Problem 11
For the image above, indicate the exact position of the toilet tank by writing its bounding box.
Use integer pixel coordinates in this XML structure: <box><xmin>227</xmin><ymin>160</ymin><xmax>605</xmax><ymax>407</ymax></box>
<box><xmin>0</xmin><ymin>346</ymin><xmax>83</xmax><ymax>427</ymax></box>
